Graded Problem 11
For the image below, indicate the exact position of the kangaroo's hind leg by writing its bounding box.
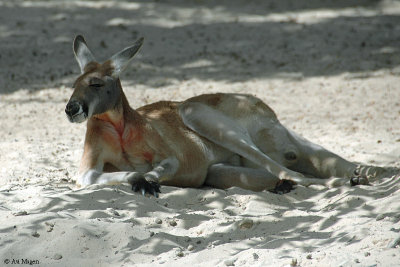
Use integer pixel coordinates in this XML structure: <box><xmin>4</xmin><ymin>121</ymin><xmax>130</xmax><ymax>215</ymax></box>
<box><xmin>248</xmin><ymin>122</ymin><xmax>358</xmax><ymax>187</ymax></box>
<box><xmin>205</xmin><ymin>163</ymin><xmax>280</xmax><ymax>191</ymax></box>
<box><xmin>284</xmin><ymin>130</ymin><xmax>384</xmax><ymax>186</ymax></box>
<box><xmin>179</xmin><ymin>102</ymin><xmax>304</xmax><ymax>182</ymax></box>
<box><xmin>286</xmin><ymin>130</ymin><xmax>356</xmax><ymax>178</ymax></box>
<box><xmin>180</xmin><ymin>102</ymin><xmax>333</xmax><ymax>187</ymax></box>
<box><xmin>291</xmin><ymin>130</ymin><xmax>400</xmax><ymax>185</ymax></box>
<box><xmin>206</xmin><ymin>163</ymin><xmax>296</xmax><ymax>193</ymax></box>
<box><xmin>353</xmin><ymin>165</ymin><xmax>400</xmax><ymax>184</ymax></box>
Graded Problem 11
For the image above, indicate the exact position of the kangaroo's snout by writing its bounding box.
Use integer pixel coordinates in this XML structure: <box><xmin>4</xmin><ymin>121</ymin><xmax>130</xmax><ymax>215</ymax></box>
<box><xmin>65</xmin><ymin>101</ymin><xmax>81</xmax><ymax>117</ymax></box>
<box><xmin>65</xmin><ymin>101</ymin><xmax>88</xmax><ymax>123</ymax></box>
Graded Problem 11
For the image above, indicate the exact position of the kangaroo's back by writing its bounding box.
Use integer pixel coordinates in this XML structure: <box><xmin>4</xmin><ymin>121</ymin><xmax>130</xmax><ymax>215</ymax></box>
<box><xmin>185</xmin><ymin>93</ymin><xmax>278</xmax><ymax>121</ymax></box>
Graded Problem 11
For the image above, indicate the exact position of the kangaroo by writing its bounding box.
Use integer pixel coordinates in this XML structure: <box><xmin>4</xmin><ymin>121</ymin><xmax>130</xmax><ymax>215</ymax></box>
<box><xmin>65</xmin><ymin>35</ymin><xmax>396</xmax><ymax>196</ymax></box>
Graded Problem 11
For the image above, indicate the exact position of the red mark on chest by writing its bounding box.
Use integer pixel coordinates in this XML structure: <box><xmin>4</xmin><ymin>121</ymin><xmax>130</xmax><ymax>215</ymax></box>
<box><xmin>142</xmin><ymin>151</ymin><xmax>154</xmax><ymax>162</ymax></box>
<box><xmin>96</xmin><ymin>114</ymin><xmax>143</xmax><ymax>152</ymax></box>
<box><xmin>94</xmin><ymin>113</ymin><xmax>154</xmax><ymax>163</ymax></box>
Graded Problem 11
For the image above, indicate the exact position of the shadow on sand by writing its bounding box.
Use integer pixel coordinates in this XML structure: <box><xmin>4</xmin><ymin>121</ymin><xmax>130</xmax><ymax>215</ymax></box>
<box><xmin>0</xmin><ymin>0</ymin><xmax>399</xmax><ymax>94</ymax></box>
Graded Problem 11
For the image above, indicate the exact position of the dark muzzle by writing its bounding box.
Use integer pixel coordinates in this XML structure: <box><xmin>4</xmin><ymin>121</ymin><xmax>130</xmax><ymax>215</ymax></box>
<box><xmin>65</xmin><ymin>101</ymin><xmax>88</xmax><ymax>123</ymax></box>
<box><xmin>65</xmin><ymin>101</ymin><xmax>81</xmax><ymax>118</ymax></box>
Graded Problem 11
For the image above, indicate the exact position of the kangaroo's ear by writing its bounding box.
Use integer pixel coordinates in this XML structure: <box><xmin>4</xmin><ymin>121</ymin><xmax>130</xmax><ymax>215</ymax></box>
<box><xmin>109</xmin><ymin>37</ymin><xmax>144</xmax><ymax>77</ymax></box>
<box><xmin>73</xmin><ymin>35</ymin><xmax>96</xmax><ymax>73</ymax></box>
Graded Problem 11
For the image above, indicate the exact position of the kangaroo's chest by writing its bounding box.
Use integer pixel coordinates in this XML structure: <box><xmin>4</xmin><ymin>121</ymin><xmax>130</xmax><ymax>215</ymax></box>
<box><xmin>97</xmin><ymin>121</ymin><xmax>156</xmax><ymax>170</ymax></box>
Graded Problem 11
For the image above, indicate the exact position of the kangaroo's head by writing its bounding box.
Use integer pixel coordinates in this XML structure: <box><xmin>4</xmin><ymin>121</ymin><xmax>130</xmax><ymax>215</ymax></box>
<box><xmin>65</xmin><ymin>35</ymin><xmax>143</xmax><ymax>123</ymax></box>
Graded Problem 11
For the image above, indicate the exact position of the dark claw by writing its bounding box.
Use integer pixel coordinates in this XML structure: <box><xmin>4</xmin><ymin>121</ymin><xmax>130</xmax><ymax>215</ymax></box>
<box><xmin>132</xmin><ymin>184</ymin><xmax>138</xmax><ymax>192</ymax></box>
<box><xmin>269</xmin><ymin>179</ymin><xmax>295</xmax><ymax>194</ymax></box>
<box><xmin>350</xmin><ymin>176</ymin><xmax>369</xmax><ymax>186</ymax></box>
<box><xmin>148</xmin><ymin>187</ymin><xmax>155</xmax><ymax>197</ymax></box>
<box><xmin>131</xmin><ymin>177</ymin><xmax>161</xmax><ymax>198</ymax></box>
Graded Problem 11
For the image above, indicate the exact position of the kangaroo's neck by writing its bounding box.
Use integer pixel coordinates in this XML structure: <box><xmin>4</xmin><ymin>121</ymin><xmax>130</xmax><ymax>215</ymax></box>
<box><xmin>93</xmin><ymin>81</ymin><xmax>145</xmax><ymax>134</ymax></box>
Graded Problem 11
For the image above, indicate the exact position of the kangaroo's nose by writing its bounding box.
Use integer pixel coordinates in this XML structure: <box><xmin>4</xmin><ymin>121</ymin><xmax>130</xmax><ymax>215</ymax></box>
<box><xmin>65</xmin><ymin>101</ymin><xmax>81</xmax><ymax>117</ymax></box>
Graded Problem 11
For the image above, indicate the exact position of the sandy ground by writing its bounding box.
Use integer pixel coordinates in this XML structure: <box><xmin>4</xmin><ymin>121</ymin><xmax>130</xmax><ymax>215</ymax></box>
<box><xmin>1</xmin><ymin>0</ymin><xmax>400</xmax><ymax>266</ymax></box>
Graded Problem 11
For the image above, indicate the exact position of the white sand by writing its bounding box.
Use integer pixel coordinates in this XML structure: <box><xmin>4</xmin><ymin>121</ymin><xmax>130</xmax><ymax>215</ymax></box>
<box><xmin>1</xmin><ymin>1</ymin><xmax>400</xmax><ymax>266</ymax></box>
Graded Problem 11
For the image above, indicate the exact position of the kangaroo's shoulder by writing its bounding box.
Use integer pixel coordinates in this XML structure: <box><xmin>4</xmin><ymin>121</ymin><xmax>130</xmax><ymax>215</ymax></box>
<box><xmin>137</xmin><ymin>100</ymin><xmax>183</xmax><ymax>125</ymax></box>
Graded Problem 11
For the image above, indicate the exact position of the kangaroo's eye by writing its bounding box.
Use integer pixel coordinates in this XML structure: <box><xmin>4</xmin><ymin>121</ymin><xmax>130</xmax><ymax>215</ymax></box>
<box><xmin>90</xmin><ymin>83</ymin><xmax>103</xmax><ymax>88</ymax></box>
<box><xmin>89</xmin><ymin>77</ymin><xmax>105</xmax><ymax>88</ymax></box>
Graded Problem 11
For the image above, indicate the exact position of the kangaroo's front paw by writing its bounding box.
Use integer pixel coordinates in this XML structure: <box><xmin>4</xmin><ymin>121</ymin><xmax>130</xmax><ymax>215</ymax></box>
<box><xmin>130</xmin><ymin>175</ymin><xmax>161</xmax><ymax>197</ymax></box>
<box><xmin>350</xmin><ymin>176</ymin><xmax>369</xmax><ymax>186</ymax></box>
<box><xmin>76</xmin><ymin>170</ymin><xmax>101</xmax><ymax>187</ymax></box>
<box><xmin>269</xmin><ymin>179</ymin><xmax>296</xmax><ymax>195</ymax></box>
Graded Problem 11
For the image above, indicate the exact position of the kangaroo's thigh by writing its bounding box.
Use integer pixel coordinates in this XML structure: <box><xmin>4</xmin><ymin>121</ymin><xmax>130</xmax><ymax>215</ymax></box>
<box><xmin>250</xmin><ymin>123</ymin><xmax>300</xmax><ymax>168</ymax></box>
<box><xmin>179</xmin><ymin>102</ymin><xmax>303</xmax><ymax>181</ymax></box>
